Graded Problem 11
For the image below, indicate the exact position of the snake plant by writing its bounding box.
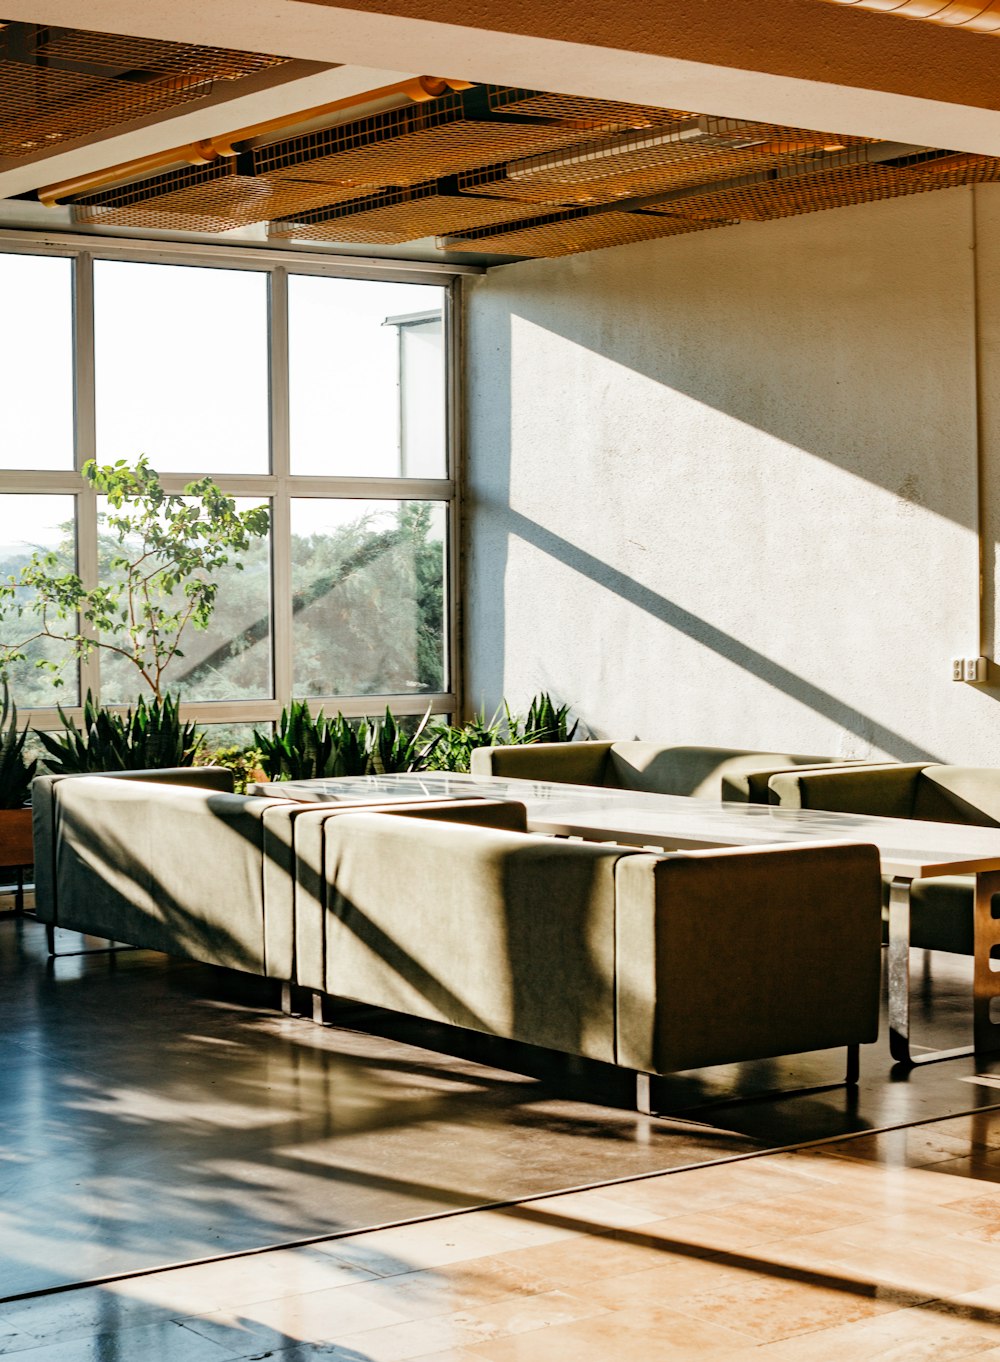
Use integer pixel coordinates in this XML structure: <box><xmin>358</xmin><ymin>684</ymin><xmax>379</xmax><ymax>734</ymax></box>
<box><xmin>36</xmin><ymin>691</ymin><xmax>202</xmax><ymax>775</ymax></box>
<box><xmin>0</xmin><ymin>683</ymin><xmax>37</xmax><ymax>808</ymax></box>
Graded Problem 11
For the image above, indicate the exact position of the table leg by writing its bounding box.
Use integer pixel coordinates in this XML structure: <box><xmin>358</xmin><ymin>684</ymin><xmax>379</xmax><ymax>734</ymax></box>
<box><xmin>888</xmin><ymin>872</ymin><xmax>1000</xmax><ymax>1066</ymax></box>
<box><xmin>974</xmin><ymin>869</ymin><xmax>1000</xmax><ymax>1055</ymax></box>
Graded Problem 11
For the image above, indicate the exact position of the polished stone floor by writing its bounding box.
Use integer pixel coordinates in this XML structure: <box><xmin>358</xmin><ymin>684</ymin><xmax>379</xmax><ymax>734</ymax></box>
<box><xmin>6</xmin><ymin>1113</ymin><xmax>1000</xmax><ymax>1357</ymax></box>
<box><xmin>4</xmin><ymin>903</ymin><xmax>1000</xmax><ymax>1308</ymax></box>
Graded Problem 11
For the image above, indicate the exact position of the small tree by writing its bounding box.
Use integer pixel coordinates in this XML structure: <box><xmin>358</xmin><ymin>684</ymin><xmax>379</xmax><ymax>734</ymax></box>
<box><xmin>0</xmin><ymin>457</ymin><xmax>270</xmax><ymax>700</ymax></box>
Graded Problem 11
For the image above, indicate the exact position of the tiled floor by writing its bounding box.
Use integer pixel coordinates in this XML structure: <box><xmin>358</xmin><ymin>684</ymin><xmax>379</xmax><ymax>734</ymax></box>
<box><xmin>8</xmin><ymin>1115</ymin><xmax>1000</xmax><ymax>1358</ymax></box>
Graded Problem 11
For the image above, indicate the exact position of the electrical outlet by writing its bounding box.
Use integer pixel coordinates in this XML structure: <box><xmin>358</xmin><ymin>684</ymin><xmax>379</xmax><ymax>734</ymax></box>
<box><xmin>952</xmin><ymin>657</ymin><xmax>965</xmax><ymax>682</ymax></box>
<box><xmin>965</xmin><ymin>656</ymin><xmax>989</xmax><ymax>684</ymax></box>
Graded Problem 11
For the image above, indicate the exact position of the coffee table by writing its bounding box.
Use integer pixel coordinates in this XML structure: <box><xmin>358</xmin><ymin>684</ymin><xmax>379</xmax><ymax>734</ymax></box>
<box><xmin>257</xmin><ymin>773</ymin><xmax>1000</xmax><ymax>1067</ymax></box>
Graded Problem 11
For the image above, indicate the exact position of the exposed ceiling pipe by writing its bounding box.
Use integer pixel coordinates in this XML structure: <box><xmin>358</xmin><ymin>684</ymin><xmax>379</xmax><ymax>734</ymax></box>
<box><xmin>820</xmin><ymin>0</ymin><xmax>1000</xmax><ymax>36</ymax></box>
<box><xmin>37</xmin><ymin>75</ymin><xmax>475</xmax><ymax>206</ymax></box>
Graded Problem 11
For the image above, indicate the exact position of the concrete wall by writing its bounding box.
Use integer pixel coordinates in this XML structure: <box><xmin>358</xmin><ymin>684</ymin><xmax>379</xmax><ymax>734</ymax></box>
<box><xmin>463</xmin><ymin>184</ymin><xmax>1000</xmax><ymax>763</ymax></box>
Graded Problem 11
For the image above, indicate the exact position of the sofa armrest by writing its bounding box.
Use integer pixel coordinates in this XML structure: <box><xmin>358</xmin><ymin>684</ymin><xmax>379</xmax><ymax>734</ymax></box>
<box><xmin>615</xmin><ymin>840</ymin><xmax>883</xmax><ymax>1075</ymax></box>
<box><xmin>470</xmin><ymin>741</ymin><xmax>613</xmax><ymax>785</ymax></box>
<box><xmin>767</xmin><ymin>763</ymin><xmax>931</xmax><ymax>817</ymax></box>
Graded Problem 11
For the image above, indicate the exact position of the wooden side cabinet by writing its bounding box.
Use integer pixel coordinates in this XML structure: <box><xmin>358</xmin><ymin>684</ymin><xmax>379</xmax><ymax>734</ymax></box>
<box><xmin>0</xmin><ymin>808</ymin><xmax>33</xmax><ymax>912</ymax></box>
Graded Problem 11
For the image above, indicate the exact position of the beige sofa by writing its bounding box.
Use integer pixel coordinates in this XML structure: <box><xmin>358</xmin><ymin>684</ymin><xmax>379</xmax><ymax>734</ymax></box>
<box><xmin>34</xmin><ymin>769</ymin><xmax>525</xmax><ymax>980</ymax></box>
<box><xmin>470</xmin><ymin>741</ymin><xmax>867</xmax><ymax>803</ymax></box>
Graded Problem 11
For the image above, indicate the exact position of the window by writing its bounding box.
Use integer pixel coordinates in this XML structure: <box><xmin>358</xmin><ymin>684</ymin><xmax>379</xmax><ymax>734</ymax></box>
<box><xmin>0</xmin><ymin>245</ymin><xmax>457</xmax><ymax>730</ymax></box>
<box><xmin>0</xmin><ymin>254</ymin><xmax>74</xmax><ymax>471</ymax></box>
<box><xmin>290</xmin><ymin>498</ymin><xmax>446</xmax><ymax>698</ymax></box>
<box><xmin>0</xmin><ymin>494</ymin><xmax>78</xmax><ymax>706</ymax></box>
<box><xmin>289</xmin><ymin>275</ymin><xmax>446</xmax><ymax>478</ymax></box>
<box><xmin>94</xmin><ymin>261</ymin><xmax>270</xmax><ymax>475</ymax></box>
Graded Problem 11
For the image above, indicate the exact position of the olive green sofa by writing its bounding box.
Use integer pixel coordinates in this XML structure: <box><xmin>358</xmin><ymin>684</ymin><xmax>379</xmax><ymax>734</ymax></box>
<box><xmin>313</xmin><ymin>811</ymin><xmax>883</xmax><ymax>1081</ymax></box>
<box><xmin>33</xmin><ymin>768</ymin><xmax>525</xmax><ymax>980</ymax></box>
<box><xmin>470</xmin><ymin>741</ymin><xmax>866</xmax><ymax>803</ymax></box>
<box><xmin>768</xmin><ymin>762</ymin><xmax>1000</xmax><ymax>954</ymax></box>
<box><xmin>32</xmin><ymin>769</ymin><xmax>883</xmax><ymax>1091</ymax></box>
<box><xmin>33</xmin><ymin>768</ymin><xmax>301</xmax><ymax>975</ymax></box>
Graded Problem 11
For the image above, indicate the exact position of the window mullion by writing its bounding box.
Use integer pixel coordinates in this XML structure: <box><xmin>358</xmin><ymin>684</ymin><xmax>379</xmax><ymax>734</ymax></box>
<box><xmin>270</xmin><ymin>266</ymin><xmax>293</xmax><ymax>708</ymax></box>
<box><xmin>73</xmin><ymin>251</ymin><xmax>100</xmax><ymax>706</ymax></box>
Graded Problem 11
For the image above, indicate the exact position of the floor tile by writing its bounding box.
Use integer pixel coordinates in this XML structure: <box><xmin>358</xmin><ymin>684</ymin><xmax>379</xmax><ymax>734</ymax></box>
<box><xmin>0</xmin><ymin>1319</ymin><xmax>243</xmax><ymax>1361</ymax></box>
<box><xmin>460</xmin><ymin>1302</ymin><xmax>753</xmax><ymax>1360</ymax></box>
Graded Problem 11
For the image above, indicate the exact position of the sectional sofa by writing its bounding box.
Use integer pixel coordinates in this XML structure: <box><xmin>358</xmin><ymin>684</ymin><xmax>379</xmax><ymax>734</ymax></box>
<box><xmin>32</xmin><ymin>767</ymin><xmax>884</xmax><ymax>1101</ymax></box>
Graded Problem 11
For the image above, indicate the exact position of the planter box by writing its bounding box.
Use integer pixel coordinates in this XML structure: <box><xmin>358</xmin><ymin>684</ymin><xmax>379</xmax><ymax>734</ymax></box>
<box><xmin>0</xmin><ymin>808</ymin><xmax>33</xmax><ymax>869</ymax></box>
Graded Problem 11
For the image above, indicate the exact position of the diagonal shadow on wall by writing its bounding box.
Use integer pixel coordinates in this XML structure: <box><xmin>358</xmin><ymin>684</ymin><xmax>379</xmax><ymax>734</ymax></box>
<box><xmin>506</xmin><ymin>508</ymin><xmax>938</xmax><ymax>762</ymax></box>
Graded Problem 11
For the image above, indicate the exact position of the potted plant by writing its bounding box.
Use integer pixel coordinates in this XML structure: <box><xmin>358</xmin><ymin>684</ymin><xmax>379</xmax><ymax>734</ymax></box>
<box><xmin>37</xmin><ymin>690</ymin><xmax>203</xmax><ymax>774</ymax></box>
<box><xmin>0</xmin><ymin>456</ymin><xmax>268</xmax><ymax>774</ymax></box>
<box><xmin>0</xmin><ymin>681</ymin><xmax>37</xmax><ymax>912</ymax></box>
<box><xmin>0</xmin><ymin>456</ymin><xmax>269</xmax><ymax>703</ymax></box>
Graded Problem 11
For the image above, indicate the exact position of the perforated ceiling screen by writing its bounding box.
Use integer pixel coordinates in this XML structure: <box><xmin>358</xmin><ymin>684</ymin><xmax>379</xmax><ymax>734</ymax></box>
<box><xmin>0</xmin><ymin>20</ymin><xmax>289</xmax><ymax>158</ymax></box>
<box><xmin>40</xmin><ymin>61</ymin><xmax>1000</xmax><ymax>259</ymax></box>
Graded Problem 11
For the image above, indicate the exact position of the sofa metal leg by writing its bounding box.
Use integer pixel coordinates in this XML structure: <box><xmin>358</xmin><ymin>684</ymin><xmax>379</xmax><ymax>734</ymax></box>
<box><xmin>636</xmin><ymin>1073</ymin><xmax>653</xmax><ymax>1115</ymax></box>
<box><xmin>845</xmin><ymin>1043</ymin><xmax>860</xmax><ymax>1086</ymax></box>
<box><xmin>280</xmin><ymin>982</ymin><xmax>293</xmax><ymax>1015</ymax></box>
<box><xmin>45</xmin><ymin>925</ymin><xmax>137</xmax><ymax>959</ymax></box>
<box><xmin>311</xmin><ymin>991</ymin><xmax>326</xmax><ymax>1025</ymax></box>
<box><xmin>638</xmin><ymin>1052</ymin><xmax>867</xmax><ymax>1118</ymax></box>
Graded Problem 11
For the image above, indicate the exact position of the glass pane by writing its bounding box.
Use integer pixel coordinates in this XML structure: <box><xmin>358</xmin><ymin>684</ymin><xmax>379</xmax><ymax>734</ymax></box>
<box><xmin>289</xmin><ymin>276</ymin><xmax>447</xmax><ymax>478</ymax></box>
<box><xmin>0</xmin><ymin>254</ymin><xmax>74</xmax><ymax>470</ymax></box>
<box><xmin>197</xmin><ymin>723</ymin><xmax>267</xmax><ymax>792</ymax></box>
<box><xmin>98</xmin><ymin>497</ymin><xmax>272</xmax><ymax>705</ymax></box>
<box><xmin>0</xmin><ymin>495</ymin><xmax>79</xmax><ymax>706</ymax></box>
<box><xmin>291</xmin><ymin>499</ymin><xmax>446</xmax><ymax>697</ymax></box>
<box><xmin>94</xmin><ymin>260</ymin><xmax>270</xmax><ymax>474</ymax></box>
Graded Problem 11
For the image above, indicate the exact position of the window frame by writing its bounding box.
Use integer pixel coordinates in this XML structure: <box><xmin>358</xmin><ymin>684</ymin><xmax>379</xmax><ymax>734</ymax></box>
<box><xmin>0</xmin><ymin>231</ymin><xmax>466</xmax><ymax>731</ymax></box>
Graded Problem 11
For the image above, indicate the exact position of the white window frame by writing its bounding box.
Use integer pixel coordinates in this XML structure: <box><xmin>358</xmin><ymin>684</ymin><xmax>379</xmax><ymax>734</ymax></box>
<box><xmin>0</xmin><ymin>230</ymin><xmax>472</xmax><ymax>731</ymax></box>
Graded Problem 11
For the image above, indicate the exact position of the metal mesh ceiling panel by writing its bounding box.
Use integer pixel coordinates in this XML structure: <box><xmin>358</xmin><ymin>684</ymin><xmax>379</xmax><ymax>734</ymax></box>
<box><xmin>0</xmin><ymin>21</ymin><xmax>290</xmax><ymax>158</ymax></box>
<box><xmin>32</xmin><ymin>28</ymin><xmax>287</xmax><ymax>78</ymax></box>
<box><xmin>642</xmin><ymin>150</ymin><xmax>1000</xmax><ymax>226</ymax></box>
<box><xmin>71</xmin><ymin>161</ymin><xmax>356</xmax><ymax>233</ymax></box>
<box><xmin>43</xmin><ymin>66</ymin><xmax>1000</xmax><ymax>260</ymax></box>
<box><xmin>0</xmin><ymin>67</ymin><xmax>211</xmax><ymax>157</ymax></box>
<box><xmin>251</xmin><ymin>94</ymin><xmax>613</xmax><ymax>188</ymax></box>
<box><xmin>487</xmin><ymin>87</ymin><xmax>696</xmax><ymax>132</ymax></box>
<box><xmin>440</xmin><ymin>208</ymin><xmax>711</xmax><ymax>258</ymax></box>
<box><xmin>269</xmin><ymin>182</ymin><xmax>535</xmax><ymax>242</ymax></box>
<box><xmin>459</xmin><ymin>119</ymin><xmax>869</xmax><ymax>207</ymax></box>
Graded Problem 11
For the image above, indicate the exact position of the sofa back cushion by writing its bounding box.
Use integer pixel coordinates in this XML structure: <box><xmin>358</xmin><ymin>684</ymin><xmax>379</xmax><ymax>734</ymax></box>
<box><xmin>606</xmin><ymin>744</ymin><xmax>831</xmax><ymax>800</ymax></box>
<box><xmin>322</xmin><ymin>812</ymin><xmax>635</xmax><ymax>1062</ymax></box>
<box><xmin>914</xmin><ymin>767</ymin><xmax>1000</xmax><ymax>827</ymax></box>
